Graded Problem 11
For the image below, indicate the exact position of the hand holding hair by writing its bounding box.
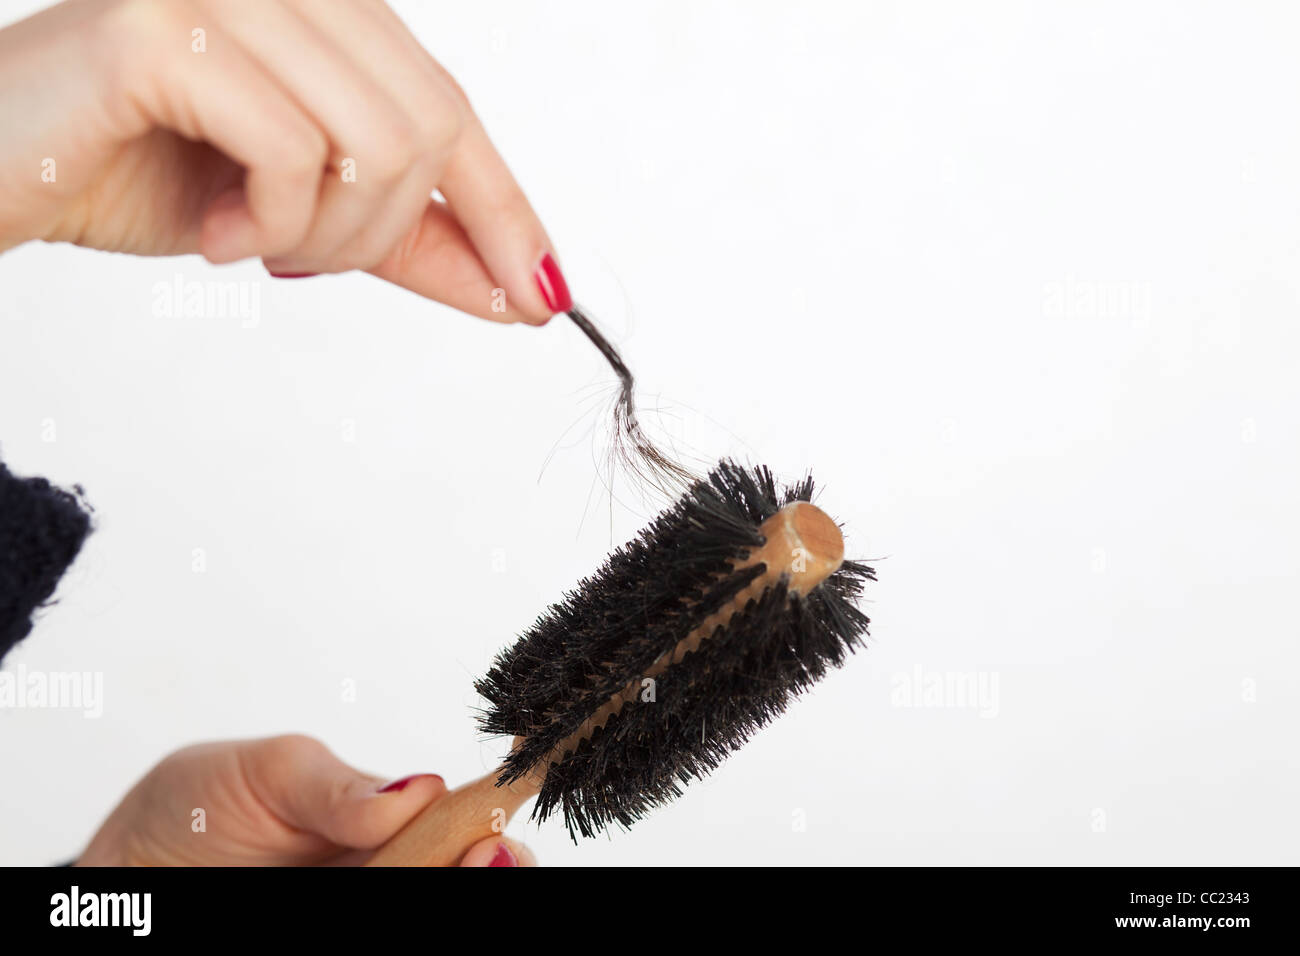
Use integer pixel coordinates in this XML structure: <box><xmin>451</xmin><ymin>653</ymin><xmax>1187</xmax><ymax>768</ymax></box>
<box><xmin>0</xmin><ymin>0</ymin><xmax>572</xmax><ymax>325</ymax></box>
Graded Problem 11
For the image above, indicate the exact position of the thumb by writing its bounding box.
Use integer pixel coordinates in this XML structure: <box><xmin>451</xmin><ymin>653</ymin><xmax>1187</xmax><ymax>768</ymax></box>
<box><xmin>241</xmin><ymin>735</ymin><xmax>446</xmax><ymax>850</ymax></box>
<box><xmin>366</xmin><ymin>200</ymin><xmax>545</xmax><ymax>326</ymax></box>
<box><xmin>459</xmin><ymin>835</ymin><xmax>538</xmax><ymax>868</ymax></box>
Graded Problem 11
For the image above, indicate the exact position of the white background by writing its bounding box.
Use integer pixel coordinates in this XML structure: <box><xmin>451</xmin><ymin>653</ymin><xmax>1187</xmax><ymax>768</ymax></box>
<box><xmin>2</xmin><ymin>0</ymin><xmax>1297</xmax><ymax>866</ymax></box>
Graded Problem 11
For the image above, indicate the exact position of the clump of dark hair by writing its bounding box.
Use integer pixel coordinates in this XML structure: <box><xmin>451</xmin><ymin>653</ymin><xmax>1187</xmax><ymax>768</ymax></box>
<box><xmin>564</xmin><ymin>305</ymin><xmax>698</xmax><ymax>499</ymax></box>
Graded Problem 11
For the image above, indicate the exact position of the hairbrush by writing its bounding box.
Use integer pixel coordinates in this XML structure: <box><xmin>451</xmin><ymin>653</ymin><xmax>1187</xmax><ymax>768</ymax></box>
<box><xmin>367</xmin><ymin>460</ymin><xmax>873</xmax><ymax>865</ymax></box>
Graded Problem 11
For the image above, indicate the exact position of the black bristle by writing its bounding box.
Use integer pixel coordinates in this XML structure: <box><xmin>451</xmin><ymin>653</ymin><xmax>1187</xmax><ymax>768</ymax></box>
<box><xmin>473</xmin><ymin>460</ymin><xmax>874</xmax><ymax>839</ymax></box>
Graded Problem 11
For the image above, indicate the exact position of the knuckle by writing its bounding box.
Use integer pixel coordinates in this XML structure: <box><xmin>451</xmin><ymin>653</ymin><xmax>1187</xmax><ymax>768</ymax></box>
<box><xmin>300</xmin><ymin>128</ymin><xmax>330</xmax><ymax>169</ymax></box>
<box><xmin>327</xmin><ymin>772</ymin><xmax>358</xmax><ymax>809</ymax></box>
<box><xmin>158</xmin><ymin>742</ymin><xmax>202</xmax><ymax>768</ymax></box>
<box><xmin>101</xmin><ymin>0</ymin><xmax>176</xmax><ymax>43</ymax></box>
<box><xmin>366</xmin><ymin>123</ymin><xmax>419</xmax><ymax>182</ymax></box>
<box><xmin>419</xmin><ymin>88</ymin><xmax>466</xmax><ymax>149</ymax></box>
<box><xmin>96</xmin><ymin>0</ymin><xmax>182</xmax><ymax>80</ymax></box>
<box><xmin>278</xmin><ymin>130</ymin><xmax>328</xmax><ymax>182</ymax></box>
<box><xmin>264</xmin><ymin>733</ymin><xmax>326</xmax><ymax>762</ymax></box>
<box><xmin>436</xmin><ymin>67</ymin><xmax>473</xmax><ymax>113</ymax></box>
<box><xmin>381</xmin><ymin>208</ymin><xmax>436</xmax><ymax>276</ymax></box>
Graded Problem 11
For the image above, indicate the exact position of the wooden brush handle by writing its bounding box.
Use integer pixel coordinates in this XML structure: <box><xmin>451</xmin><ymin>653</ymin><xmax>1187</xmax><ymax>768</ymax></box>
<box><xmin>366</xmin><ymin>768</ymin><xmax>540</xmax><ymax>866</ymax></box>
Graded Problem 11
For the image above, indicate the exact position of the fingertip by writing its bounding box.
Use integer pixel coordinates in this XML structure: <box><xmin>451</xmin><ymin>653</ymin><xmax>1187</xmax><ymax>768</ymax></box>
<box><xmin>502</xmin><ymin>251</ymin><xmax>571</xmax><ymax>326</ymax></box>
<box><xmin>263</xmin><ymin>259</ymin><xmax>321</xmax><ymax>279</ymax></box>
<box><xmin>488</xmin><ymin>842</ymin><xmax>518</xmax><ymax>867</ymax></box>
<box><xmin>324</xmin><ymin>772</ymin><xmax>447</xmax><ymax>850</ymax></box>
<box><xmin>459</xmin><ymin>836</ymin><xmax>536</xmax><ymax>868</ymax></box>
<box><xmin>374</xmin><ymin>773</ymin><xmax>446</xmax><ymax>797</ymax></box>
<box><xmin>520</xmin><ymin>306</ymin><xmax>555</xmax><ymax>328</ymax></box>
<box><xmin>533</xmin><ymin>251</ymin><xmax>572</xmax><ymax>317</ymax></box>
<box><xmin>200</xmin><ymin>188</ymin><xmax>256</xmax><ymax>264</ymax></box>
<box><xmin>516</xmin><ymin>310</ymin><xmax>553</xmax><ymax>328</ymax></box>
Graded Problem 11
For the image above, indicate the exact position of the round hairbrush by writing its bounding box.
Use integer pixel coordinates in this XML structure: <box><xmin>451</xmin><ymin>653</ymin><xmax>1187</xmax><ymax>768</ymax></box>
<box><xmin>367</xmin><ymin>460</ymin><xmax>873</xmax><ymax>865</ymax></box>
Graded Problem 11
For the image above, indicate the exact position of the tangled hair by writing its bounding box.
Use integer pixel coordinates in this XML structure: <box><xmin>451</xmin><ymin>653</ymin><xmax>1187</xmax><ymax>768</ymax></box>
<box><xmin>565</xmin><ymin>306</ymin><xmax>697</xmax><ymax>499</ymax></box>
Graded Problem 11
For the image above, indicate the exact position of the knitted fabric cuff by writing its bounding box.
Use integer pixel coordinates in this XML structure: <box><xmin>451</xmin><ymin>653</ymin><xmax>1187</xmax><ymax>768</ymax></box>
<box><xmin>0</xmin><ymin>460</ymin><xmax>92</xmax><ymax>664</ymax></box>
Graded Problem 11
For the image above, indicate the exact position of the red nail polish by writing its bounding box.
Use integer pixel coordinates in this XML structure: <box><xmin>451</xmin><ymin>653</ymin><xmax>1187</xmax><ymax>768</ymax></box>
<box><xmin>534</xmin><ymin>252</ymin><xmax>572</xmax><ymax>314</ymax></box>
<box><xmin>267</xmin><ymin>271</ymin><xmax>318</xmax><ymax>279</ymax></box>
<box><xmin>377</xmin><ymin>773</ymin><xmax>441</xmax><ymax>793</ymax></box>
<box><xmin>489</xmin><ymin>842</ymin><xmax>518</xmax><ymax>867</ymax></box>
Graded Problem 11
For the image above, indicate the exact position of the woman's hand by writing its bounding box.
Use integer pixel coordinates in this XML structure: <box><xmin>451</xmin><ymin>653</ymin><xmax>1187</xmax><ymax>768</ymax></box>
<box><xmin>0</xmin><ymin>0</ymin><xmax>570</xmax><ymax>324</ymax></box>
<box><xmin>76</xmin><ymin>735</ymin><xmax>537</xmax><ymax>867</ymax></box>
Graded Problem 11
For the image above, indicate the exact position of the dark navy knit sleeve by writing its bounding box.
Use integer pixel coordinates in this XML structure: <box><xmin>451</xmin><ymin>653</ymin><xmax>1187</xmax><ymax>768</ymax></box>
<box><xmin>0</xmin><ymin>460</ymin><xmax>92</xmax><ymax>664</ymax></box>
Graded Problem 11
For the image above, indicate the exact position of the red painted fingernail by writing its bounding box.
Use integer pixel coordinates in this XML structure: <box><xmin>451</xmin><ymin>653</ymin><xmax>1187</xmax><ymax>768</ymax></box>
<box><xmin>488</xmin><ymin>842</ymin><xmax>518</xmax><ymax>867</ymax></box>
<box><xmin>377</xmin><ymin>773</ymin><xmax>442</xmax><ymax>794</ymax></box>
<box><xmin>267</xmin><ymin>271</ymin><xmax>318</xmax><ymax>279</ymax></box>
<box><xmin>534</xmin><ymin>252</ymin><xmax>572</xmax><ymax>314</ymax></box>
